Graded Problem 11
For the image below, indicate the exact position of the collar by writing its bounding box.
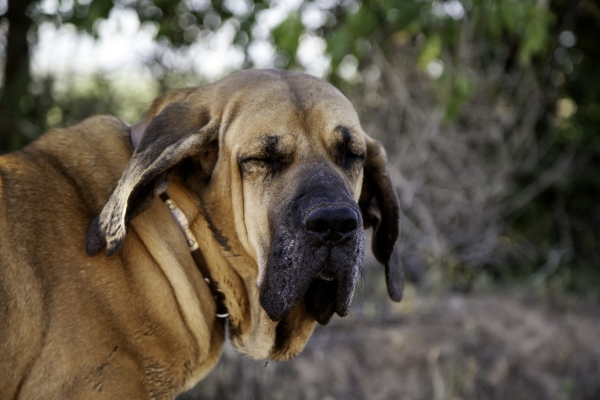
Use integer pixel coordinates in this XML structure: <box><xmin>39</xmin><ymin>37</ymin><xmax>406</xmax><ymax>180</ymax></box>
<box><xmin>131</xmin><ymin>123</ymin><xmax>228</xmax><ymax>319</ymax></box>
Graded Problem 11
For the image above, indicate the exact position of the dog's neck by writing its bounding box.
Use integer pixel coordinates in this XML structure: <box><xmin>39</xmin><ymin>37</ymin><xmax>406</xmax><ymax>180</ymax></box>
<box><xmin>130</xmin><ymin>121</ymin><xmax>229</xmax><ymax>318</ymax></box>
<box><xmin>160</xmin><ymin>182</ymin><xmax>283</xmax><ymax>360</ymax></box>
<box><xmin>129</xmin><ymin>121</ymin><xmax>278</xmax><ymax>358</ymax></box>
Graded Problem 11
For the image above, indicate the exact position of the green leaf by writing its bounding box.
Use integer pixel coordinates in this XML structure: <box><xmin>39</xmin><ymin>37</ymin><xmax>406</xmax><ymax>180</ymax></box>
<box><xmin>386</xmin><ymin>0</ymin><xmax>425</xmax><ymax>30</ymax></box>
<box><xmin>346</xmin><ymin>6</ymin><xmax>380</xmax><ymax>37</ymax></box>
<box><xmin>499</xmin><ymin>0</ymin><xmax>526</xmax><ymax>34</ymax></box>
<box><xmin>272</xmin><ymin>14</ymin><xmax>304</xmax><ymax>66</ymax></box>
<box><xmin>444</xmin><ymin>73</ymin><xmax>474</xmax><ymax>121</ymax></box>
<box><xmin>327</xmin><ymin>28</ymin><xmax>353</xmax><ymax>68</ymax></box>
<box><xmin>418</xmin><ymin>35</ymin><xmax>442</xmax><ymax>70</ymax></box>
<box><xmin>518</xmin><ymin>8</ymin><xmax>550</xmax><ymax>65</ymax></box>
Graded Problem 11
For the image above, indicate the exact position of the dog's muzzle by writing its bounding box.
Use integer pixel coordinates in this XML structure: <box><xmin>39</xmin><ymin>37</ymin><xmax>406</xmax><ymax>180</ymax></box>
<box><xmin>259</xmin><ymin>167</ymin><xmax>364</xmax><ymax>326</ymax></box>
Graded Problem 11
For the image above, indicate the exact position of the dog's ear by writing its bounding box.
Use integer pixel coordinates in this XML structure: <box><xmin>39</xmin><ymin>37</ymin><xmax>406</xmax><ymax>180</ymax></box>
<box><xmin>86</xmin><ymin>101</ymin><xmax>217</xmax><ymax>257</ymax></box>
<box><xmin>358</xmin><ymin>135</ymin><xmax>404</xmax><ymax>302</ymax></box>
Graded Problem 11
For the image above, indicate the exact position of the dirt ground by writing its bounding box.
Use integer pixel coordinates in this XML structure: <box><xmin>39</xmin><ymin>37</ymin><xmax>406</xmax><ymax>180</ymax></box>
<box><xmin>178</xmin><ymin>285</ymin><xmax>600</xmax><ymax>400</ymax></box>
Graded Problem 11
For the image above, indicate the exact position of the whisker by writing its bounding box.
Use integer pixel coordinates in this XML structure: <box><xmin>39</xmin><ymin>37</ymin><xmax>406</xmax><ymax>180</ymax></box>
<box><xmin>354</xmin><ymin>265</ymin><xmax>368</xmax><ymax>307</ymax></box>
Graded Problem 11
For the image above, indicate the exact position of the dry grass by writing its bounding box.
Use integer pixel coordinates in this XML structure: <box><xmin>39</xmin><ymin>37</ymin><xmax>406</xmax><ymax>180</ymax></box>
<box><xmin>179</xmin><ymin>273</ymin><xmax>600</xmax><ymax>400</ymax></box>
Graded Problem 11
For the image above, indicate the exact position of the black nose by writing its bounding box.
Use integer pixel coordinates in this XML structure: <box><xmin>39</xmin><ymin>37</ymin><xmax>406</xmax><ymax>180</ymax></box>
<box><xmin>304</xmin><ymin>205</ymin><xmax>359</xmax><ymax>243</ymax></box>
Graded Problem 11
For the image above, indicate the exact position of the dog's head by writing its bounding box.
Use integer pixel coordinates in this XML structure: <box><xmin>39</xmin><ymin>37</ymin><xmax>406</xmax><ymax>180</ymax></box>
<box><xmin>87</xmin><ymin>69</ymin><xmax>402</xmax><ymax>327</ymax></box>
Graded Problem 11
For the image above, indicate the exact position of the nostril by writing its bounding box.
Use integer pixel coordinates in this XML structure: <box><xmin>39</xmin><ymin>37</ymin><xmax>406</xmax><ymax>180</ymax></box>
<box><xmin>307</xmin><ymin>218</ymin><xmax>329</xmax><ymax>234</ymax></box>
<box><xmin>340</xmin><ymin>218</ymin><xmax>358</xmax><ymax>234</ymax></box>
<box><xmin>304</xmin><ymin>205</ymin><xmax>359</xmax><ymax>242</ymax></box>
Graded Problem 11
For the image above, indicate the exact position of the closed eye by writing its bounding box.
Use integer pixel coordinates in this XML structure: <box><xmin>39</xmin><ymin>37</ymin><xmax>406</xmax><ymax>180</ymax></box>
<box><xmin>341</xmin><ymin>151</ymin><xmax>365</xmax><ymax>172</ymax></box>
<box><xmin>241</xmin><ymin>156</ymin><xmax>274</xmax><ymax>164</ymax></box>
<box><xmin>239</xmin><ymin>154</ymin><xmax>287</xmax><ymax>178</ymax></box>
<box><xmin>238</xmin><ymin>134</ymin><xmax>294</xmax><ymax>177</ymax></box>
<box><xmin>240</xmin><ymin>156</ymin><xmax>276</xmax><ymax>169</ymax></box>
<box><xmin>335</xmin><ymin>126</ymin><xmax>366</xmax><ymax>172</ymax></box>
<box><xmin>344</xmin><ymin>151</ymin><xmax>365</xmax><ymax>164</ymax></box>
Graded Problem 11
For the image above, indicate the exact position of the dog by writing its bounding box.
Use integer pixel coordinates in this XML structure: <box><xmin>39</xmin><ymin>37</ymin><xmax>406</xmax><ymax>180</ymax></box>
<box><xmin>0</xmin><ymin>69</ymin><xmax>403</xmax><ymax>399</ymax></box>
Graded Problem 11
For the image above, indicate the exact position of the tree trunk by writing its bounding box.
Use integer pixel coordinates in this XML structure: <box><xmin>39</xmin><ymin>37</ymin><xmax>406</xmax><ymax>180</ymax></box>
<box><xmin>0</xmin><ymin>0</ymin><xmax>36</xmax><ymax>153</ymax></box>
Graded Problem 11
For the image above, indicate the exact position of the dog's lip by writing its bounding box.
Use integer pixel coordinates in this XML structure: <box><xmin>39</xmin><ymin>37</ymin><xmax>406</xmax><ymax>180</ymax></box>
<box><xmin>304</xmin><ymin>277</ymin><xmax>337</xmax><ymax>325</ymax></box>
<box><xmin>316</xmin><ymin>269</ymin><xmax>336</xmax><ymax>281</ymax></box>
<box><xmin>303</xmin><ymin>274</ymin><xmax>355</xmax><ymax>325</ymax></box>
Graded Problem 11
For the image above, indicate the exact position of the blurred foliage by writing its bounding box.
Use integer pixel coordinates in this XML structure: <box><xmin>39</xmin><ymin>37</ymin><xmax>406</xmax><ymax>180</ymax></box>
<box><xmin>1</xmin><ymin>0</ymin><xmax>599</xmax><ymax>296</ymax></box>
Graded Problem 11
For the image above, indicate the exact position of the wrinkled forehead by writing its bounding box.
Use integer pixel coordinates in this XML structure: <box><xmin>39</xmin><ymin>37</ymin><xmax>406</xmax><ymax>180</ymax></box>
<box><xmin>221</xmin><ymin>74</ymin><xmax>364</xmax><ymax>150</ymax></box>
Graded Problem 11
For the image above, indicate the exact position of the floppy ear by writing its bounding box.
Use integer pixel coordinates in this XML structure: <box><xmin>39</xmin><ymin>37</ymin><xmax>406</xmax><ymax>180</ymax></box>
<box><xmin>86</xmin><ymin>101</ymin><xmax>217</xmax><ymax>257</ymax></box>
<box><xmin>358</xmin><ymin>135</ymin><xmax>404</xmax><ymax>302</ymax></box>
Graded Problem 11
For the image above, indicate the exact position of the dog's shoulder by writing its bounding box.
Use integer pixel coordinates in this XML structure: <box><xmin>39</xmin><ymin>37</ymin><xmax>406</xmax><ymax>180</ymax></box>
<box><xmin>0</xmin><ymin>114</ymin><xmax>135</xmax><ymax>254</ymax></box>
<box><xmin>31</xmin><ymin>114</ymin><xmax>132</xmax><ymax>168</ymax></box>
<box><xmin>16</xmin><ymin>115</ymin><xmax>134</xmax><ymax>213</ymax></box>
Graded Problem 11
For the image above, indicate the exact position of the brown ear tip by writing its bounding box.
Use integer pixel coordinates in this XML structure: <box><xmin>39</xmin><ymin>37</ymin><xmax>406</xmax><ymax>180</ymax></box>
<box><xmin>85</xmin><ymin>216</ymin><xmax>104</xmax><ymax>256</ymax></box>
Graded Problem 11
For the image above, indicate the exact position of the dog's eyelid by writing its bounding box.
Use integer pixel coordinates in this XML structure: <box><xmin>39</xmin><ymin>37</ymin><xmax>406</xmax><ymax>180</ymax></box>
<box><xmin>239</xmin><ymin>149</ymin><xmax>292</xmax><ymax>165</ymax></box>
<box><xmin>334</xmin><ymin>126</ymin><xmax>364</xmax><ymax>153</ymax></box>
<box><xmin>241</xmin><ymin>156</ymin><xmax>271</xmax><ymax>164</ymax></box>
<box><xmin>335</xmin><ymin>125</ymin><xmax>354</xmax><ymax>137</ymax></box>
<box><xmin>239</xmin><ymin>153</ymin><xmax>276</xmax><ymax>163</ymax></box>
<box><xmin>335</xmin><ymin>138</ymin><xmax>365</xmax><ymax>165</ymax></box>
<box><xmin>347</xmin><ymin>150</ymin><xmax>366</xmax><ymax>160</ymax></box>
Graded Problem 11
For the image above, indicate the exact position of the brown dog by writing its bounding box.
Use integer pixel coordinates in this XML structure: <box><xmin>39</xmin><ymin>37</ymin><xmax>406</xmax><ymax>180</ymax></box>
<box><xmin>0</xmin><ymin>69</ymin><xmax>402</xmax><ymax>399</ymax></box>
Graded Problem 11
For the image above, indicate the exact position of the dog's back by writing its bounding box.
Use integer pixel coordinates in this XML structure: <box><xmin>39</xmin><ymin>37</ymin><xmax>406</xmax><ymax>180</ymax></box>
<box><xmin>0</xmin><ymin>151</ymin><xmax>46</xmax><ymax>398</ymax></box>
<box><xmin>0</xmin><ymin>116</ymin><xmax>135</xmax><ymax>398</ymax></box>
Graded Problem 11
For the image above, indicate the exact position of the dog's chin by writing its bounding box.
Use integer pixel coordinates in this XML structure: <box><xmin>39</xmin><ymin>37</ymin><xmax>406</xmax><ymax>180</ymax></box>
<box><xmin>259</xmin><ymin>234</ymin><xmax>363</xmax><ymax>324</ymax></box>
<box><xmin>304</xmin><ymin>277</ymin><xmax>354</xmax><ymax>325</ymax></box>
<box><xmin>259</xmin><ymin>273</ymin><xmax>355</xmax><ymax>325</ymax></box>
<box><xmin>304</xmin><ymin>278</ymin><xmax>337</xmax><ymax>325</ymax></box>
